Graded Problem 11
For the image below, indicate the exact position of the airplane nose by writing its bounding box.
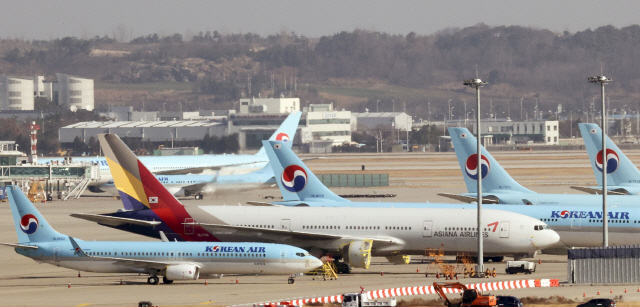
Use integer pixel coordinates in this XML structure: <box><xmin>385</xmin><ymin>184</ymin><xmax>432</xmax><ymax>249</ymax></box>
<box><xmin>537</xmin><ymin>229</ymin><xmax>561</xmax><ymax>249</ymax></box>
<box><xmin>310</xmin><ymin>257</ymin><xmax>323</xmax><ymax>269</ymax></box>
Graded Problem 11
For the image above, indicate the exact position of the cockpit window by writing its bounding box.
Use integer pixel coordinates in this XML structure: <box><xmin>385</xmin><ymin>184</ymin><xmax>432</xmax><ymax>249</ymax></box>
<box><xmin>534</xmin><ymin>225</ymin><xmax>549</xmax><ymax>231</ymax></box>
<box><xmin>296</xmin><ymin>252</ymin><xmax>310</xmax><ymax>257</ymax></box>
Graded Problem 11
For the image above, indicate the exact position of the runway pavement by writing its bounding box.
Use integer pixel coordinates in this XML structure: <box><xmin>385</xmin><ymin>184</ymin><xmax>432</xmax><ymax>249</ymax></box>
<box><xmin>0</xmin><ymin>151</ymin><xmax>638</xmax><ymax>306</ymax></box>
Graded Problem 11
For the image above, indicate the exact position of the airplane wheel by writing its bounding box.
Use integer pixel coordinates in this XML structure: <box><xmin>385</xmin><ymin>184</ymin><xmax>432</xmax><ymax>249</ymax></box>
<box><xmin>195</xmin><ymin>193</ymin><xmax>203</xmax><ymax>200</ymax></box>
<box><xmin>163</xmin><ymin>276</ymin><xmax>174</xmax><ymax>284</ymax></box>
<box><xmin>148</xmin><ymin>276</ymin><xmax>159</xmax><ymax>285</ymax></box>
<box><xmin>288</xmin><ymin>277</ymin><xmax>295</xmax><ymax>284</ymax></box>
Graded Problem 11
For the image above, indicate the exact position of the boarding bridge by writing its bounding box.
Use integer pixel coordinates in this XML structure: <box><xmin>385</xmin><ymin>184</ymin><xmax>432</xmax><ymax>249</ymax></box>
<box><xmin>0</xmin><ymin>163</ymin><xmax>101</xmax><ymax>200</ymax></box>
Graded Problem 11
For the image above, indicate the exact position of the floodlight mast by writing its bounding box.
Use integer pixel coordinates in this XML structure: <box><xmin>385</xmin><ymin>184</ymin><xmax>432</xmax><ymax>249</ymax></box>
<box><xmin>588</xmin><ymin>75</ymin><xmax>612</xmax><ymax>247</ymax></box>
<box><xmin>463</xmin><ymin>78</ymin><xmax>488</xmax><ymax>275</ymax></box>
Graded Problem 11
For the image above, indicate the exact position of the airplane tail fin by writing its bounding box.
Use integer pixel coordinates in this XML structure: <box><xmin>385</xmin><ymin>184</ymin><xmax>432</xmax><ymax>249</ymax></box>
<box><xmin>448</xmin><ymin>127</ymin><xmax>534</xmax><ymax>194</ymax></box>
<box><xmin>579</xmin><ymin>123</ymin><xmax>640</xmax><ymax>186</ymax></box>
<box><xmin>6</xmin><ymin>185</ymin><xmax>66</xmax><ymax>243</ymax></box>
<box><xmin>255</xmin><ymin>111</ymin><xmax>302</xmax><ymax>156</ymax></box>
<box><xmin>263</xmin><ymin>140</ymin><xmax>349</xmax><ymax>202</ymax></box>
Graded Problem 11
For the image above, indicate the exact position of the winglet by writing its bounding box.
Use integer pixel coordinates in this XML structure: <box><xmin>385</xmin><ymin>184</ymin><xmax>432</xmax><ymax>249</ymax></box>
<box><xmin>69</xmin><ymin>237</ymin><xmax>89</xmax><ymax>257</ymax></box>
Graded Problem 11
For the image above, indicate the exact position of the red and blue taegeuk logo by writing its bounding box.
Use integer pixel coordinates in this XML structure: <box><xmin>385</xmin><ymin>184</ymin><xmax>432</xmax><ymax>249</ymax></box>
<box><xmin>276</xmin><ymin>133</ymin><xmax>290</xmax><ymax>143</ymax></box>
<box><xmin>595</xmin><ymin>149</ymin><xmax>619</xmax><ymax>174</ymax></box>
<box><xmin>465</xmin><ymin>154</ymin><xmax>490</xmax><ymax>180</ymax></box>
<box><xmin>20</xmin><ymin>214</ymin><xmax>39</xmax><ymax>234</ymax></box>
<box><xmin>281</xmin><ymin>165</ymin><xmax>307</xmax><ymax>192</ymax></box>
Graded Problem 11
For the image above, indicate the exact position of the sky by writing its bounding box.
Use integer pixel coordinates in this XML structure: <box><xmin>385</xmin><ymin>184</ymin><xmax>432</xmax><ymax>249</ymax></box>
<box><xmin>0</xmin><ymin>0</ymin><xmax>637</xmax><ymax>40</ymax></box>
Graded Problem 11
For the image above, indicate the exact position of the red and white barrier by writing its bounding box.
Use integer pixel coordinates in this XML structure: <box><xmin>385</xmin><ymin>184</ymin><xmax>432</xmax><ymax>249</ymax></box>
<box><xmin>272</xmin><ymin>279</ymin><xmax>559</xmax><ymax>306</ymax></box>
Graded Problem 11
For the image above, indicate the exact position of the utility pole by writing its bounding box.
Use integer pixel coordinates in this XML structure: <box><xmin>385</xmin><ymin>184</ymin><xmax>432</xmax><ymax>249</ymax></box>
<box><xmin>520</xmin><ymin>98</ymin><xmax>523</xmax><ymax>120</ymax></box>
<box><xmin>464</xmin><ymin>78</ymin><xmax>488</xmax><ymax>276</ymax></box>
<box><xmin>588</xmin><ymin>75</ymin><xmax>612</xmax><ymax>247</ymax></box>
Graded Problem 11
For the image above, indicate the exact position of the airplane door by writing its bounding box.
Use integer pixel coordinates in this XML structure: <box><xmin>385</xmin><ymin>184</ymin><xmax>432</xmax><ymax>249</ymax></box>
<box><xmin>184</xmin><ymin>218</ymin><xmax>194</xmax><ymax>235</ymax></box>
<box><xmin>422</xmin><ymin>221</ymin><xmax>433</xmax><ymax>237</ymax></box>
<box><xmin>53</xmin><ymin>247</ymin><xmax>60</xmax><ymax>262</ymax></box>
<box><xmin>169</xmin><ymin>251</ymin><xmax>175</xmax><ymax>260</ymax></box>
<box><xmin>177</xmin><ymin>251</ymin><xmax>183</xmax><ymax>260</ymax></box>
<box><xmin>571</xmin><ymin>215</ymin><xmax>581</xmax><ymax>229</ymax></box>
<box><xmin>280</xmin><ymin>250</ymin><xmax>287</xmax><ymax>263</ymax></box>
<box><xmin>281</xmin><ymin>219</ymin><xmax>290</xmax><ymax>231</ymax></box>
<box><xmin>499</xmin><ymin>222</ymin><xmax>510</xmax><ymax>238</ymax></box>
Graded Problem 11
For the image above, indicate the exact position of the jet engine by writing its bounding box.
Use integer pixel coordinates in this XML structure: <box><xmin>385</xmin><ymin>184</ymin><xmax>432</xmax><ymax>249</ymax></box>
<box><xmin>164</xmin><ymin>264</ymin><xmax>200</xmax><ymax>280</ymax></box>
<box><xmin>341</xmin><ymin>240</ymin><xmax>373</xmax><ymax>269</ymax></box>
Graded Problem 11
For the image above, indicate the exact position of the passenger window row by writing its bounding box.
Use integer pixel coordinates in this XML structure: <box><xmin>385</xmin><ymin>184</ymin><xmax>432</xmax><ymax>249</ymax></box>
<box><xmin>444</xmin><ymin>227</ymin><xmax>487</xmax><ymax>231</ymax></box>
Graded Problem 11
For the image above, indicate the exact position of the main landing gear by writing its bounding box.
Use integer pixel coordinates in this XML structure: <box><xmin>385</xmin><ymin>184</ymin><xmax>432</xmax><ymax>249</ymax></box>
<box><xmin>194</xmin><ymin>193</ymin><xmax>203</xmax><ymax>200</ymax></box>
<box><xmin>287</xmin><ymin>276</ymin><xmax>295</xmax><ymax>284</ymax></box>
<box><xmin>147</xmin><ymin>276</ymin><xmax>159</xmax><ymax>285</ymax></box>
<box><xmin>163</xmin><ymin>276</ymin><xmax>174</xmax><ymax>284</ymax></box>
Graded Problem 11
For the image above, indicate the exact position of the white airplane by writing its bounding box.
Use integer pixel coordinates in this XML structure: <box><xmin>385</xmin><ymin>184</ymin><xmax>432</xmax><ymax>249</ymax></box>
<box><xmin>0</xmin><ymin>185</ymin><xmax>322</xmax><ymax>285</ymax></box>
<box><xmin>70</xmin><ymin>133</ymin><xmax>561</xmax><ymax>270</ymax></box>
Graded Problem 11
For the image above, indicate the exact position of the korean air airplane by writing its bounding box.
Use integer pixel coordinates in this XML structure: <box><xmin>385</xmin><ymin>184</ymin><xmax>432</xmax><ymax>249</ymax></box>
<box><xmin>42</xmin><ymin>111</ymin><xmax>302</xmax><ymax>192</ymax></box>
<box><xmin>574</xmin><ymin>123</ymin><xmax>640</xmax><ymax>195</ymax></box>
<box><xmin>441</xmin><ymin>127</ymin><xmax>640</xmax><ymax>207</ymax></box>
<box><xmin>0</xmin><ymin>185</ymin><xmax>322</xmax><ymax>285</ymax></box>
<box><xmin>70</xmin><ymin>134</ymin><xmax>560</xmax><ymax>268</ymax></box>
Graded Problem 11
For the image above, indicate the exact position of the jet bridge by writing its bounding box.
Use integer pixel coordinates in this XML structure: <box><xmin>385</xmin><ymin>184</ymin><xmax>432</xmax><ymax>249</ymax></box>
<box><xmin>0</xmin><ymin>162</ymin><xmax>101</xmax><ymax>200</ymax></box>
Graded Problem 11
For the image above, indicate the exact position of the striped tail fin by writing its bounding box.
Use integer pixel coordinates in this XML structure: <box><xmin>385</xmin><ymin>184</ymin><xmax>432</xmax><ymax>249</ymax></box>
<box><xmin>98</xmin><ymin>134</ymin><xmax>218</xmax><ymax>242</ymax></box>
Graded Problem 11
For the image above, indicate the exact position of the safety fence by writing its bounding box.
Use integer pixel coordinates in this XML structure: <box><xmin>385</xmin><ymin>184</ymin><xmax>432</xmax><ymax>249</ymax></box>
<box><xmin>258</xmin><ymin>278</ymin><xmax>559</xmax><ymax>306</ymax></box>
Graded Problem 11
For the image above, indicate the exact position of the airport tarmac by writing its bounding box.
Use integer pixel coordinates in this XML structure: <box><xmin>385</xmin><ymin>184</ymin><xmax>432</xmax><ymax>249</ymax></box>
<box><xmin>0</xmin><ymin>151</ymin><xmax>638</xmax><ymax>306</ymax></box>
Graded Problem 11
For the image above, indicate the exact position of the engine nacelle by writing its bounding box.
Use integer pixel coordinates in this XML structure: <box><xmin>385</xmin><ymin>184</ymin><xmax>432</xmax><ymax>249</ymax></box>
<box><xmin>341</xmin><ymin>240</ymin><xmax>373</xmax><ymax>269</ymax></box>
<box><xmin>164</xmin><ymin>264</ymin><xmax>200</xmax><ymax>280</ymax></box>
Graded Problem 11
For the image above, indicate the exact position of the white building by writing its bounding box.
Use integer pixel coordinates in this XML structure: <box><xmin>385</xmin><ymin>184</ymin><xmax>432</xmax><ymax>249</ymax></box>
<box><xmin>304</xmin><ymin>103</ymin><xmax>351</xmax><ymax>145</ymax></box>
<box><xmin>351</xmin><ymin>112</ymin><xmax>413</xmax><ymax>132</ymax></box>
<box><xmin>56</xmin><ymin>73</ymin><xmax>94</xmax><ymax>111</ymax></box>
<box><xmin>0</xmin><ymin>75</ymin><xmax>35</xmax><ymax>110</ymax></box>
<box><xmin>238</xmin><ymin>98</ymin><xmax>299</xmax><ymax>114</ymax></box>
<box><xmin>472</xmin><ymin>120</ymin><xmax>560</xmax><ymax>145</ymax></box>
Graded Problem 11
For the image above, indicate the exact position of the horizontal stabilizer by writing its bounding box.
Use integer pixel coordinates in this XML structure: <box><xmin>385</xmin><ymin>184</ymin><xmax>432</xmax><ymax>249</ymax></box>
<box><xmin>0</xmin><ymin>242</ymin><xmax>38</xmax><ymax>249</ymax></box>
<box><xmin>437</xmin><ymin>193</ymin><xmax>500</xmax><ymax>204</ymax></box>
<box><xmin>70</xmin><ymin>213</ymin><xmax>162</xmax><ymax>227</ymax></box>
<box><xmin>570</xmin><ymin>186</ymin><xmax>628</xmax><ymax>195</ymax></box>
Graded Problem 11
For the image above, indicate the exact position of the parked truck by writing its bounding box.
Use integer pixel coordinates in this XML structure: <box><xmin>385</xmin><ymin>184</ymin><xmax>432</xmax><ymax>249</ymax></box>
<box><xmin>505</xmin><ymin>261</ymin><xmax>536</xmax><ymax>275</ymax></box>
<box><xmin>342</xmin><ymin>293</ymin><xmax>397</xmax><ymax>307</ymax></box>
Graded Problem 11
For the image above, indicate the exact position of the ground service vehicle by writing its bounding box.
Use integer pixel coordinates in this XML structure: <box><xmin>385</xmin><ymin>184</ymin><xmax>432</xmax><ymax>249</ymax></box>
<box><xmin>577</xmin><ymin>298</ymin><xmax>616</xmax><ymax>307</ymax></box>
<box><xmin>433</xmin><ymin>282</ymin><xmax>497</xmax><ymax>307</ymax></box>
<box><xmin>505</xmin><ymin>261</ymin><xmax>536</xmax><ymax>274</ymax></box>
<box><xmin>342</xmin><ymin>293</ymin><xmax>397</xmax><ymax>307</ymax></box>
<box><xmin>496</xmin><ymin>296</ymin><xmax>522</xmax><ymax>307</ymax></box>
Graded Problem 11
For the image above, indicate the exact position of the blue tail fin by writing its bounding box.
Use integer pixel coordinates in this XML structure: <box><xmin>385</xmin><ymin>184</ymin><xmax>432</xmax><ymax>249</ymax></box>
<box><xmin>6</xmin><ymin>186</ymin><xmax>66</xmax><ymax>243</ymax></box>
<box><xmin>448</xmin><ymin>127</ymin><xmax>534</xmax><ymax>194</ymax></box>
<box><xmin>263</xmin><ymin>140</ymin><xmax>349</xmax><ymax>202</ymax></box>
<box><xmin>255</xmin><ymin>111</ymin><xmax>302</xmax><ymax>156</ymax></box>
<box><xmin>579</xmin><ymin>123</ymin><xmax>640</xmax><ymax>186</ymax></box>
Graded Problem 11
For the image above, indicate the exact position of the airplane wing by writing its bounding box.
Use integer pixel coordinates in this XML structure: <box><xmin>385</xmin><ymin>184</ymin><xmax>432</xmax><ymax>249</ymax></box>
<box><xmin>245</xmin><ymin>201</ymin><xmax>279</xmax><ymax>206</ymax></box>
<box><xmin>0</xmin><ymin>242</ymin><xmax>38</xmax><ymax>249</ymax></box>
<box><xmin>69</xmin><ymin>237</ymin><xmax>200</xmax><ymax>271</ymax></box>
<box><xmin>437</xmin><ymin>193</ymin><xmax>500</xmax><ymax>204</ymax></box>
<box><xmin>570</xmin><ymin>186</ymin><xmax>628</xmax><ymax>195</ymax></box>
<box><xmin>186</xmin><ymin>222</ymin><xmax>403</xmax><ymax>246</ymax></box>
<box><xmin>70</xmin><ymin>213</ymin><xmax>162</xmax><ymax>227</ymax></box>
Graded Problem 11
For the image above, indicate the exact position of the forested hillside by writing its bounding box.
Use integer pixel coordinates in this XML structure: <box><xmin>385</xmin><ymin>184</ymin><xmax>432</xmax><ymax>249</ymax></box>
<box><xmin>2</xmin><ymin>24</ymin><xmax>640</xmax><ymax>121</ymax></box>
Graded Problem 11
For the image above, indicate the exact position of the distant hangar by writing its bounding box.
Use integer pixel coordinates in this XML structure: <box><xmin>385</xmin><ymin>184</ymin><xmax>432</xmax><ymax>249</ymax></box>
<box><xmin>59</xmin><ymin>120</ymin><xmax>226</xmax><ymax>143</ymax></box>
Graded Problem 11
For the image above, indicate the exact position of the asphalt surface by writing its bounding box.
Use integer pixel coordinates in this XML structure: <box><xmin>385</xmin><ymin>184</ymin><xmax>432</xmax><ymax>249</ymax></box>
<box><xmin>1</xmin><ymin>151</ymin><xmax>638</xmax><ymax>307</ymax></box>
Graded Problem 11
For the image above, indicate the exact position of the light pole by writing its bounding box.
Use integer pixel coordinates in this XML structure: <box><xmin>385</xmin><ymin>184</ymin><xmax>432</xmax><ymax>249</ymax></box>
<box><xmin>448</xmin><ymin>99</ymin><xmax>452</xmax><ymax>120</ymax></box>
<box><xmin>520</xmin><ymin>98</ymin><xmax>523</xmax><ymax>120</ymax></box>
<box><xmin>534</xmin><ymin>98</ymin><xmax>538</xmax><ymax>120</ymax></box>
<box><xmin>588</xmin><ymin>75</ymin><xmax>612</xmax><ymax>247</ymax></box>
<box><xmin>463</xmin><ymin>78</ymin><xmax>488</xmax><ymax>276</ymax></box>
<box><xmin>377</xmin><ymin>100</ymin><xmax>380</xmax><ymax>113</ymax></box>
<box><xmin>464</xmin><ymin>99</ymin><xmax>468</xmax><ymax>128</ymax></box>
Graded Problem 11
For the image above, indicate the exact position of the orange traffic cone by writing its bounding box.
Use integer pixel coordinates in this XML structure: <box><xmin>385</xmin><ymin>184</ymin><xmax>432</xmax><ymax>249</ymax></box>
<box><xmin>78</xmin><ymin>272</ymin><xmax>81</xmax><ymax>278</ymax></box>
<box><xmin>538</xmin><ymin>259</ymin><xmax>541</xmax><ymax>265</ymax></box>
<box><xmin>120</xmin><ymin>279</ymin><xmax>123</xmax><ymax>285</ymax></box>
<box><xmin>381</xmin><ymin>271</ymin><xmax>384</xmax><ymax>276</ymax></box>
<box><xmin>637</xmin><ymin>287</ymin><xmax>639</xmax><ymax>292</ymax></box>
<box><xmin>610</xmin><ymin>289</ymin><xmax>613</xmax><ymax>294</ymax></box>
<box><xmin>597</xmin><ymin>289</ymin><xmax>600</xmax><ymax>295</ymax></box>
<box><xmin>417</xmin><ymin>268</ymin><xmax>420</xmax><ymax>273</ymax></box>
<box><xmin>236</xmin><ymin>277</ymin><xmax>239</xmax><ymax>284</ymax></box>
<box><xmin>436</xmin><ymin>273</ymin><xmax>440</xmax><ymax>279</ymax></box>
<box><xmin>68</xmin><ymin>282</ymin><xmax>71</xmax><ymax>289</ymax></box>
<box><xmin>205</xmin><ymin>280</ymin><xmax>208</xmax><ymax>285</ymax></box>
<box><xmin>625</xmin><ymin>288</ymin><xmax>627</xmax><ymax>293</ymax></box>
<box><xmin>583</xmin><ymin>292</ymin><xmax>586</xmax><ymax>297</ymax></box>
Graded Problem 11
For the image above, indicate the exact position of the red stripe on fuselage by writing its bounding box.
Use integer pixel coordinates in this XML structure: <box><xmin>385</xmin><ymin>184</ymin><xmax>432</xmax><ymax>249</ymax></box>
<box><xmin>137</xmin><ymin>160</ymin><xmax>219</xmax><ymax>242</ymax></box>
